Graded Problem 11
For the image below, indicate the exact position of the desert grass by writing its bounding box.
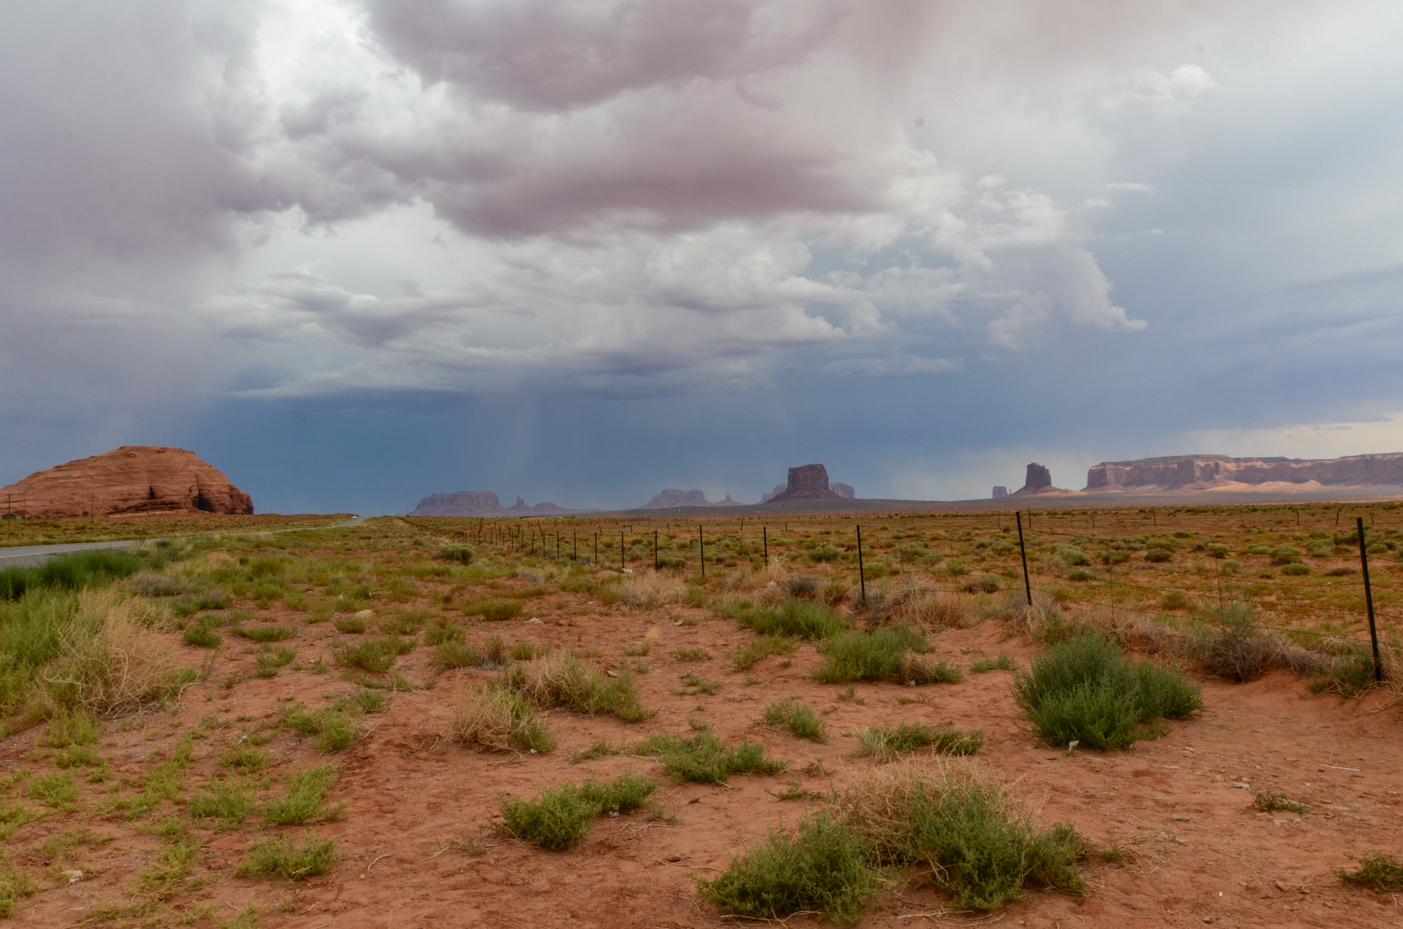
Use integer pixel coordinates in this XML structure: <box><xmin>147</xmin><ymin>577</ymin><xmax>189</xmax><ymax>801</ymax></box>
<box><xmin>618</xmin><ymin>572</ymin><xmax>688</xmax><ymax>609</ymax></box>
<box><xmin>730</xmin><ymin>635</ymin><xmax>797</xmax><ymax>671</ymax></box>
<box><xmin>261</xmin><ymin>764</ymin><xmax>343</xmax><ymax>825</ymax></box>
<box><xmin>503</xmin><ymin>652</ymin><xmax>655</xmax><ymax>722</ymax></box>
<box><xmin>812</xmin><ymin>626</ymin><xmax>929</xmax><ymax>683</ymax></box>
<box><xmin>499</xmin><ymin>774</ymin><xmax>658</xmax><ymax>851</ymax></box>
<box><xmin>38</xmin><ymin>590</ymin><xmax>185</xmax><ymax>717</ymax></box>
<box><xmin>851</xmin><ymin>723</ymin><xmax>984</xmax><ymax>761</ymax></box>
<box><xmin>838</xmin><ymin>762</ymin><xmax>1083</xmax><ymax>910</ymax></box>
<box><xmin>449</xmin><ymin>686</ymin><xmax>555</xmax><ymax>753</ymax></box>
<box><xmin>874</xmin><ymin>578</ymin><xmax>976</xmax><ymax>629</ymax></box>
<box><xmin>761</xmin><ymin>697</ymin><xmax>827</xmax><ymax>742</ymax></box>
<box><xmin>1013</xmin><ymin>633</ymin><xmax>1202</xmax><ymax>750</ymax></box>
<box><xmin>236</xmin><ymin>836</ymin><xmax>340</xmax><ymax>881</ymax></box>
<box><xmin>644</xmin><ymin>730</ymin><xmax>788</xmax><ymax>784</ymax></box>
<box><xmin>1252</xmin><ymin>790</ymin><xmax>1307</xmax><ymax>815</ymax></box>
<box><xmin>895</xmin><ymin>650</ymin><xmax>963</xmax><ymax>685</ymax></box>
<box><xmin>718</xmin><ymin>597</ymin><xmax>850</xmax><ymax>640</ymax></box>
<box><xmin>695</xmin><ymin>809</ymin><xmax>878</xmax><ymax>926</ymax></box>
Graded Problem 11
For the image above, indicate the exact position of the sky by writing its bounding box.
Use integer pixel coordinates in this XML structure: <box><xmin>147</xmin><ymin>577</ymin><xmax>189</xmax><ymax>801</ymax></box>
<box><xmin>3</xmin><ymin>0</ymin><xmax>1403</xmax><ymax>514</ymax></box>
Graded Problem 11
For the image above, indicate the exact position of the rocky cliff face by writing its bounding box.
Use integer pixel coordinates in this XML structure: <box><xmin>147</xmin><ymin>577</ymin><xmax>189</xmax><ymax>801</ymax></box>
<box><xmin>1011</xmin><ymin>462</ymin><xmax>1067</xmax><ymax>496</ymax></box>
<box><xmin>0</xmin><ymin>446</ymin><xmax>253</xmax><ymax>518</ymax></box>
<box><xmin>763</xmin><ymin>464</ymin><xmax>844</xmax><ymax>504</ymax></box>
<box><xmin>1084</xmin><ymin>453</ymin><xmax>1403</xmax><ymax>491</ymax></box>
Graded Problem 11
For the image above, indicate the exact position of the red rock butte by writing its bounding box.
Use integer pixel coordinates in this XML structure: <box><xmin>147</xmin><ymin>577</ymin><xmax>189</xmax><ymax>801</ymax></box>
<box><xmin>763</xmin><ymin>463</ymin><xmax>845</xmax><ymax>504</ymax></box>
<box><xmin>0</xmin><ymin>446</ymin><xmax>253</xmax><ymax>518</ymax></box>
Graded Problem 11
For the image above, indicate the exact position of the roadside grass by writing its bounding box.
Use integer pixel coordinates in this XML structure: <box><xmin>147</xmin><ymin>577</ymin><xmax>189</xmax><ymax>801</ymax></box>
<box><xmin>760</xmin><ymin>698</ymin><xmax>827</xmax><ymax>742</ymax></box>
<box><xmin>333</xmin><ymin>636</ymin><xmax>415</xmax><ymax>674</ymax></box>
<box><xmin>187</xmin><ymin>777</ymin><xmax>257</xmax><ymax>829</ymax></box>
<box><xmin>499</xmin><ymin>774</ymin><xmax>658</xmax><ymax>851</ymax></box>
<box><xmin>970</xmin><ymin>653</ymin><xmax>1017</xmax><ymax>674</ymax></box>
<box><xmin>851</xmin><ymin>724</ymin><xmax>984</xmax><ymax>761</ymax></box>
<box><xmin>1013</xmin><ymin>633</ymin><xmax>1202</xmax><ymax>750</ymax></box>
<box><xmin>279</xmin><ymin>701</ymin><xmax>359</xmax><ymax>752</ymax></box>
<box><xmin>0</xmin><ymin>549</ymin><xmax>152</xmax><ymax>602</ymax></box>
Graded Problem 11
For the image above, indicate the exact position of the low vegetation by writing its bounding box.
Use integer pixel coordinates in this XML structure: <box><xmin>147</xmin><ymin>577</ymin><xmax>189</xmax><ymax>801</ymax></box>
<box><xmin>851</xmin><ymin>723</ymin><xmax>984</xmax><ymax>761</ymax></box>
<box><xmin>1013</xmin><ymin>633</ymin><xmax>1202</xmax><ymax>750</ymax></box>
<box><xmin>499</xmin><ymin>774</ymin><xmax>658</xmax><ymax>850</ymax></box>
<box><xmin>450</xmin><ymin>686</ymin><xmax>555</xmax><ymax>753</ymax></box>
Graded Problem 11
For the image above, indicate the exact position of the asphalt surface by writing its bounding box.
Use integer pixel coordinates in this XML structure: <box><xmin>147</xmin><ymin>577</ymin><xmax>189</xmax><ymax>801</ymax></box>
<box><xmin>0</xmin><ymin>515</ymin><xmax>368</xmax><ymax>570</ymax></box>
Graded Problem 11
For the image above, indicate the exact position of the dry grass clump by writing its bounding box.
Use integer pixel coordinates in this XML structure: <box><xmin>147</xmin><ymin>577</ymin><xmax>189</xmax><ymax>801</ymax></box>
<box><xmin>895</xmin><ymin>651</ymin><xmax>963</xmax><ymax>685</ymax></box>
<box><xmin>618</xmin><ymin>571</ymin><xmax>687</xmax><ymax>609</ymax></box>
<box><xmin>838</xmin><ymin>761</ymin><xmax>1083</xmax><ymax>910</ymax></box>
<box><xmin>449</xmin><ymin>686</ymin><xmax>555</xmax><ymax>753</ymax></box>
<box><xmin>40</xmin><ymin>591</ymin><xmax>184</xmax><ymax>716</ymax></box>
<box><xmin>504</xmin><ymin>652</ymin><xmax>655</xmax><ymax>722</ymax></box>
<box><xmin>875</xmin><ymin>578</ymin><xmax>976</xmax><ymax>630</ymax></box>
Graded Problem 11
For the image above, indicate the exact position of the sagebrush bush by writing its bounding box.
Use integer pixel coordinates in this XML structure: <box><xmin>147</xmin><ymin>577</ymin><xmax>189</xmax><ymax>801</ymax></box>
<box><xmin>450</xmin><ymin>686</ymin><xmax>555</xmax><ymax>753</ymax></box>
<box><xmin>463</xmin><ymin>598</ymin><xmax>523</xmax><ymax>621</ymax></box>
<box><xmin>1013</xmin><ymin>633</ymin><xmax>1202</xmax><ymax>750</ymax></box>
<box><xmin>895</xmin><ymin>651</ymin><xmax>963</xmax><ymax>685</ymax></box>
<box><xmin>1336</xmin><ymin>852</ymin><xmax>1403</xmax><ymax>890</ymax></box>
<box><xmin>333</xmin><ymin>635</ymin><xmax>415</xmax><ymax>673</ymax></box>
<box><xmin>812</xmin><ymin>626</ymin><xmax>928</xmax><ymax>683</ymax></box>
<box><xmin>500</xmin><ymin>774</ymin><xmax>657</xmax><ymax>851</ymax></box>
<box><xmin>633</xmin><ymin>730</ymin><xmax>787</xmax><ymax>784</ymax></box>
<box><xmin>731</xmin><ymin>635</ymin><xmax>797</xmax><ymax>671</ymax></box>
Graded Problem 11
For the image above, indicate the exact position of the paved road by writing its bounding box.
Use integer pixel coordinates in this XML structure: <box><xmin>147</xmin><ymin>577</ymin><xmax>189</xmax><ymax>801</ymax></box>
<box><xmin>0</xmin><ymin>515</ymin><xmax>368</xmax><ymax>570</ymax></box>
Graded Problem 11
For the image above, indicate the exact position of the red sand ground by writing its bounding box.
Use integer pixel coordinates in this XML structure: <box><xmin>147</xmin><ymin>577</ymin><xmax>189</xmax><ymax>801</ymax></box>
<box><xmin>7</xmin><ymin>592</ymin><xmax>1403</xmax><ymax>929</ymax></box>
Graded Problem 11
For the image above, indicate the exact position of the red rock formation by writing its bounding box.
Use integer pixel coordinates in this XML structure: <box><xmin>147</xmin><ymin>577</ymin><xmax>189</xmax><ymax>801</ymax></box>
<box><xmin>642</xmin><ymin>489</ymin><xmax>712</xmax><ymax>508</ymax></box>
<box><xmin>1085</xmin><ymin>453</ymin><xmax>1403</xmax><ymax>491</ymax></box>
<box><xmin>0</xmin><ymin>446</ymin><xmax>253</xmax><ymax>518</ymax></box>
<box><xmin>1011</xmin><ymin>462</ymin><xmax>1068</xmax><ymax>496</ymax></box>
<box><xmin>410</xmin><ymin>492</ymin><xmax>509</xmax><ymax>517</ymax></box>
<box><xmin>763</xmin><ymin>464</ymin><xmax>844</xmax><ymax>504</ymax></box>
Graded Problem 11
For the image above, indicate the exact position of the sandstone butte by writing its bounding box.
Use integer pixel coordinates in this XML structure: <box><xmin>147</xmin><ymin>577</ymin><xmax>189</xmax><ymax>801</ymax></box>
<box><xmin>762</xmin><ymin>463</ymin><xmax>846</xmax><ymax>504</ymax></box>
<box><xmin>1083</xmin><ymin>452</ymin><xmax>1403</xmax><ymax>492</ymax></box>
<box><xmin>0</xmin><ymin>446</ymin><xmax>253</xmax><ymax>518</ymax></box>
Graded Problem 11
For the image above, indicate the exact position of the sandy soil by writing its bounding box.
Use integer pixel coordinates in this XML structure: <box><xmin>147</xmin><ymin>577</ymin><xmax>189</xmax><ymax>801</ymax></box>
<box><xmin>6</xmin><ymin>589</ymin><xmax>1403</xmax><ymax>929</ymax></box>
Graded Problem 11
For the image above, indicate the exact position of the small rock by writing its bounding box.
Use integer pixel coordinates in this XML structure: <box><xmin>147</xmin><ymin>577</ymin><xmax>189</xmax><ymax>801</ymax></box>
<box><xmin>527</xmin><ymin>617</ymin><xmax>543</xmax><ymax>624</ymax></box>
<box><xmin>62</xmin><ymin>870</ymin><xmax>82</xmax><ymax>884</ymax></box>
<box><xmin>1173</xmin><ymin>814</ymin><xmax>1191</xmax><ymax>822</ymax></box>
<box><xmin>354</xmin><ymin>609</ymin><xmax>374</xmax><ymax>620</ymax></box>
<box><xmin>1275</xmin><ymin>881</ymin><xmax>1291</xmax><ymax>892</ymax></box>
<box><xmin>666</xmin><ymin>854</ymin><xmax>683</xmax><ymax>862</ymax></box>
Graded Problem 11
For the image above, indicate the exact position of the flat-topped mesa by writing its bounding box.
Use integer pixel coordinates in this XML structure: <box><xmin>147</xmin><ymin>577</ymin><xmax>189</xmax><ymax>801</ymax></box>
<box><xmin>992</xmin><ymin>486</ymin><xmax>1009</xmax><ymax>499</ymax></box>
<box><xmin>410</xmin><ymin>492</ymin><xmax>508</xmax><ymax>517</ymax></box>
<box><xmin>1085</xmin><ymin>453</ymin><xmax>1403</xmax><ymax>491</ymax></box>
<box><xmin>829</xmin><ymin>482</ymin><xmax>856</xmax><ymax>499</ymax></box>
<box><xmin>0</xmin><ymin>446</ymin><xmax>253</xmax><ymax>518</ymax></box>
<box><xmin>763</xmin><ymin>463</ymin><xmax>845</xmax><ymax>504</ymax></box>
<box><xmin>641</xmin><ymin>488</ymin><xmax>736</xmax><ymax>509</ymax></box>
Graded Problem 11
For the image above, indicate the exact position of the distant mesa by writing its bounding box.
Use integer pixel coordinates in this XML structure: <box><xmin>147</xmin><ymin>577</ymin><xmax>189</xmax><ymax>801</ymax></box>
<box><xmin>1011</xmin><ymin>462</ymin><xmax>1070</xmax><ymax>496</ymax></box>
<box><xmin>760</xmin><ymin>472</ymin><xmax>855</xmax><ymax>503</ymax></box>
<box><xmin>1084</xmin><ymin>453</ymin><xmax>1403</xmax><ymax>493</ymax></box>
<box><xmin>410</xmin><ymin>492</ymin><xmax>585</xmax><ymax>517</ymax></box>
<box><xmin>640</xmin><ymin>489</ymin><xmax>737</xmax><ymax>509</ymax></box>
<box><xmin>0</xmin><ymin>446</ymin><xmax>253</xmax><ymax>518</ymax></box>
<box><xmin>992</xmin><ymin>486</ymin><xmax>1009</xmax><ymax>499</ymax></box>
<box><xmin>762</xmin><ymin>463</ymin><xmax>848</xmax><ymax>504</ymax></box>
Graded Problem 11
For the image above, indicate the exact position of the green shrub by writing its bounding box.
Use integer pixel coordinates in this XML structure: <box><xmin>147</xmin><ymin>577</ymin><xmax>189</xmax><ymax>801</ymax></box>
<box><xmin>724</xmin><ymin>598</ymin><xmax>850</xmax><ymax>640</ymax></box>
<box><xmin>450</xmin><ymin>686</ymin><xmax>555</xmax><ymax>753</ymax></box>
<box><xmin>279</xmin><ymin>703</ymin><xmax>358</xmax><ymax>752</ymax></box>
<box><xmin>187</xmin><ymin>777</ymin><xmax>256</xmax><ymax>828</ymax></box>
<box><xmin>333</xmin><ymin>635</ymin><xmax>415</xmax><ymax>673</ymax></box>
<box><xmin>812</xmin><ymin>626</ymin><xmax>928</xmax><ymax>683</ymax></box>
<box><xmin>1253</xmin><ymin>791</ymin><xmax>1306</xmax><ymax>814</ymax></box>
<box><xmin>333</xmin><ymin>614</ymin><xmax>366</xmax><ymax>633</ymax></box>
<box><xmin>1307</xmin><ymin>646</ymin><xmax>1379</xmax><ymax>697</ymax></box>
<box><xmin>262</xmin><ymin>764</ymin><xmax>343</xmax><ymax>825</ymax></box>
<box><xmin>852</xmin><ymin>723</ymin><xmax>983</xmax><ymax>761</ymax></box>
<box><xmin>463</xmin><ymin>598</ymin><xmax>522</xmax><ymax>621</ymax></box>
<box><xmin>1160</xmin><ymin>591</ymin><xmax>1191</xmax><ymax>611</ymax></box>
<box><xmin>237</xmin><ymin>836</ymin><xmax>339</xmax><ymax>881</ymax></box>
<box><xmin>1280</xmin><ymin>562</ymin><xmax>1311</xmax><ymax>576</ymax></box>
<box><xmin>183</xmin><ymin>622</ymin><xmax>222</xmax><ymax>648</ymax></box>
<box><xmin>1337</xmin><ymin>852</ymin><xmax>1403</xmax><ymax>890</ymax></box>
<box><xmin>970</xmin><ymin>653</ymin><xmax>1016</xmax><ymax>674</ymax></box>
<box><xmin>499</xmin><ymin>774</ymin><xmax>658</xmax><ymax>851</ymax></box>
<box><xmin>0</xmin><ymin>859</ymin><xmax>39</xmax><ymax>917</ymax></box>
<box><xmin>220</xmin><ymin>745</ymin><xmax>271</xmax><ymax>773</ymax></box>
<box><xmin>1013</xmin><ymin>634</ymin><xmax>1202</xmax><ymax>750</ymax></box>
<box><xmin>896</xmin><ymin>651</ymin><xmax>963</xmax><ymax>685</ymax></box>
<box><xmin>423</xmin><ymin>620</ymin><xmax>463</xmax><ymax>646</ymax></box>
<box><xmin>841</xmin><ymin>764</ymin><xmax>1084</xmax><ymax>911</ymax></box>
<box><xmin>1206</xmin><ymin>543</ymin><xmax>1231</xmax><ymax>559</ymax></box>
<box><xmin>503</xmin><ymin>653</ymin><xmax>655</xmax><ymax>722</ymax></box>
<box><xmin>731</xmin><ymin>635</ymin><xmax>797</xmax><ymax>671</ymax></box>
<box><xmin>696</xmin><ymin>810</ymin><xmax>878</xmax><ymax>926</ymax></box>
<box><xmin>762</xmin><ymin>698</ymin><xmax>827</xmax><ymax>742</ymax></box>
<box><xmin>1144</xmin><ymin>548</ymin><xmax>1172</xmax><ymax>563</ymax></box>
<box><xmin>642</xmin><ymin>730</ymin><xmax>788</xmax><ymax>784</ymax></box>
<box><xmin>255</xmin><ymin>646</ymin><xmax>297</xmax><ymax>678</ymax></box>
<box><xmin>232</xmin><ymin>624</ymin><xmax>294</xmax><ymax>643</ymax></box>
<box><xmin>1193</xmin><ymin>603</ymin><xmax>1273</xmax><ymax>683</ymax></box>
<box><xmin>1055</xmin><ymin>547</ymin><xmax>1091</xmax><ymax>566</ymax></box>
<box><xmin>46</xmin><ymin>709</ymin><xmax>101</xmax><ymax>747</ymax></box>
<box><xmin>673</xmin><ymin>647</ymin><xmax>712</xmax><ymax>662</ymax></box>
<box><xmin>436</xmin><ymin>640</ymin><xmax>482</xmax><ymax>669</ymax></box>
<box><xmin>437</xmin><ymin>545</ymin><xmax>475</xmax><ymax>564</ymax></box>
<box><xmin>1270</xmin><ymin>546</ymin><xmax>1303</xmax><ymax>565</ymax></box>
